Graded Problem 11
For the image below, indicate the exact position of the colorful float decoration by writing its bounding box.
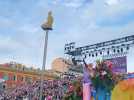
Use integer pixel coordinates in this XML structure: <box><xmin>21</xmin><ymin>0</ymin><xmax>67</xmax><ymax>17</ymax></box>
<box><xmin>88</xmin><ymin>60</ymin><xmax>123</xmax><ymax>100</ymax></box>
<box><xmin>111</xmin><ymin>78</ymin><xmax>134</xmax><ymax>100</ymax></box>
<box><xmin>63</xmin><ymin>60</ymin><xmax>134</xmax><ymax>100</ymax></box>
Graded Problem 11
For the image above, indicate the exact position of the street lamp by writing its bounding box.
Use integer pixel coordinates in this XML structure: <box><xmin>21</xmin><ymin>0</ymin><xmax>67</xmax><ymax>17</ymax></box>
<box><xmin>39</xmin><ymin>11</ymin><xmax>53</xmax><ymax>100</ymax></box>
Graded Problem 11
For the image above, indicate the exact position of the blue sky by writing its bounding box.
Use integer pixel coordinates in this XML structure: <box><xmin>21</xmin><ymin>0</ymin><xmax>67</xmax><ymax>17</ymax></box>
<box><xmin>0</xmin><ymin>0</ymin><xmax>134</xmax><ymax>72</ymax></box>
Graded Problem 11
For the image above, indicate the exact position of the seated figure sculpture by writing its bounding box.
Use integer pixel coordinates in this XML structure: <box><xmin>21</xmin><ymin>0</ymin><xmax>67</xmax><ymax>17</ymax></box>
<box><xmin>41</xmin><ymin>11</ymin><xmax>53</xmax><ymax>30</ymax></box>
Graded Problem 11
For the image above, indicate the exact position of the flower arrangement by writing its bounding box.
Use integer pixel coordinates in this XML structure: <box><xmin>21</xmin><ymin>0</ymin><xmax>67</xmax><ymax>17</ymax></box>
<box><xmin>90</xmin><ymin>60</ymin><xmax>123</xmax><ymax>92</ymax></box>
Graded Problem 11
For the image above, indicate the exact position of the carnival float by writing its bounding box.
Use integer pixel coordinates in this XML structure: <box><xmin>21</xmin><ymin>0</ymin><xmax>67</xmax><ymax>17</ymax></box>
<box><xmin>63</xmin><ymin>60</ymin><xmax>134</xmax><ymax>100</ymax></box>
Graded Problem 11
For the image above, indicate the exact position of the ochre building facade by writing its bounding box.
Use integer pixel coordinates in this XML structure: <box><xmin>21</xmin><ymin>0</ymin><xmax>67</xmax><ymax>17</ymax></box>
<box><xmin>0</xmin><ymin>63</ymin><xmax>55</xmax><ymax>89</ymax></box>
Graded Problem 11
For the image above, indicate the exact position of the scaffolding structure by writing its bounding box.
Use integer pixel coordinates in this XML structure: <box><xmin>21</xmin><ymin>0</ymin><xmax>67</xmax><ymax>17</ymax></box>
<box><xmin>64</xmin><ymin>35</ymin><xmax>134</xmax><ymax>60</ymax></box>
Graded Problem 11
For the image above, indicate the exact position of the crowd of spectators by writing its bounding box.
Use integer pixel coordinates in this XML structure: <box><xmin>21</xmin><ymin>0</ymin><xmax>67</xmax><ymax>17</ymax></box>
<box><xmin>0</xmin><ymin>75</ymin><xmax>82</xmax><ymax>100</ymax></box>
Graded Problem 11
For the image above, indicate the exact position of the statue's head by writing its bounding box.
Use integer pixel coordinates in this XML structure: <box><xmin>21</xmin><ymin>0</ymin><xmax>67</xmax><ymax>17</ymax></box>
<box><xmin>48</xmin><ymin>11</ymin><xmax>52</xmax><ymax>16</ymax></box>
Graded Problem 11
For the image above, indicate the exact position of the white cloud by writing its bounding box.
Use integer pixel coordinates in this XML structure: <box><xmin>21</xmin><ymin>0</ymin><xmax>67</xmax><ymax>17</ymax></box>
<box><xmin>18</xmin><ymin>24</ymin><xmax>39</xmax><ymax>34</ymax></box>
<box><xmin>105</xmin><ymin>0</ymin><xmax>120</xmax><ymax>6</ymax></box>
<box><xmin>63</xmin><ymin>2</ymin><xmax>82</xmax><ymax>8</ymax></box>
<box><xmin>50</xmin><ymin>0</ymin><xmax>92</xmax><ymax>8</ymax></box>
<box><xmin>0</xmin><ymin>34</ymin><xmax>43</xmax><ymax>68</ymax></box>
<box><xmin>0</xmin><ymin>35</ymin><xmax>23</xmax><ymax>51</ymax></box>
<box><xmin>0</xmin><ymin>17</ymin><xmax>15</xmax><ymax>28</ymax></box>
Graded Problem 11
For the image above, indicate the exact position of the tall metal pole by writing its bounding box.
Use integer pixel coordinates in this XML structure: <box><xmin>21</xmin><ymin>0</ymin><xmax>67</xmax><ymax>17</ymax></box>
<box><xmin>39</xmin><ymin>10</ymin><xmax>53</xmax><ymax>100</ymax></box>
<box><xmin>40</xmin><ymin>30</ymin><xmax>49</xmax><ymax>100</ymax></box>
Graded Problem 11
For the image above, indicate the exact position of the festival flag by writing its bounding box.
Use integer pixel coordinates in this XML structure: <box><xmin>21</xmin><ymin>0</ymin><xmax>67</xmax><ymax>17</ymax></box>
<box><xmin>83</xmin><ymin>59</ymin><xmax>91</xmax><ymax>100</ymax></box>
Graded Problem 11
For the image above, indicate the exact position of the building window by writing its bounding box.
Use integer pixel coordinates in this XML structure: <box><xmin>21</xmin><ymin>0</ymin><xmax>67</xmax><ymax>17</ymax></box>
<box><xmin>13</xmin><ymin>75</ymin><xmax>16</xmax><ymax>81</ymax></box>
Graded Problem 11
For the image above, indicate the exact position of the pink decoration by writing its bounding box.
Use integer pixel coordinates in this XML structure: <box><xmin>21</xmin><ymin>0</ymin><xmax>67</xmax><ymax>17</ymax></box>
<box><xmin>83</xmin><ymin>83</ymin><xmax>91</xmax><ymax>100</ymax></box>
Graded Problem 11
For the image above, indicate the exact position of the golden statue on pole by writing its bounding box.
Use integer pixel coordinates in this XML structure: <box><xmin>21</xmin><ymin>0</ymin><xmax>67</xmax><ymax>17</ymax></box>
<box><xmin>41</xmin><ymin>11</ymin><xmax>53</xmax><ymax>30</ymax></box>
<box><xmin>40</xmin><ymin>11</ymin><xmax>53</xmax><ymax>100</ymax></box>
